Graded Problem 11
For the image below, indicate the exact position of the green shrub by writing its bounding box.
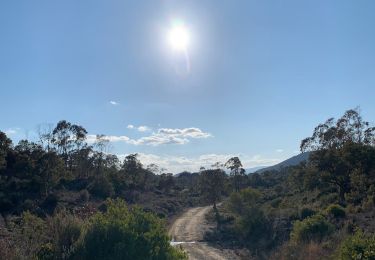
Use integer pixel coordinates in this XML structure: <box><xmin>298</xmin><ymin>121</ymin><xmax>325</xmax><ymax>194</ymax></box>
<box><xmin>339</xmin><ymin>230</ymin><xmax>375</xmax><ymax>260</ymax></box>
<box><xmin>300</xmin><ymin>207</ymin><xmax>316</xmax><ymax>219</ymax></box>
<box><xmin>326</xmin><ymin>204</ymin><xmax>346</xmax><ymax>218</ymax></box>
<box><xmin>74</xmin><ymin>199</ymin><xmax>187</xmax><ymax>259</ymax></box>
<box><xmin>320</xmin><ymin>193</ymin><xmax>339</xmax><ymax>205</ymax></box>
<box><xmin>0</xmin><ymin>197</ymin><xmax>13</xmax><ymax>212</ymax></box>
<box><xmin>47</xmin><ymin>210</ymin><xmax>82</xmax><ymax>259</ymax></box>
<box><xmin>270</xmin><ymin>198</ymin><xmax>282</xmax><ymax>208</ymax></box>
<box><xmin>42</xmin><ymin>193</ymin><xmax>58</xmax><ymax>210</ymax></box>
<box><xmin>88</xmin><ymin>177</ymin><xmax>114</xmax><ymax>199</ymax></box>
<box><xmin>79</xmin><ymin>189</ymin><xmax>90</xmax><ymax>203</ymax></box>
<box><xmin>227</xmin><ymin>188</ymin><xmax>261</xmax><ymax>215</ymax></box>
<box><xmin>13</xmin><ymin>211</ymin><xmax>49</xmax><ymax>258</ymax></box>
<box><xmin>37</xmin><ymin>243</ymin><xmax>54</xmax><ymax>260</ymax></box>
<box><xmin>235</xmin><ymin>207</ymin><xmax>270</xmax><ymax>247</ymax></box>
<box><xmin>291</xmin><ymin>214</ymin><xmax>334</xmax><ymax>243</ymax></box>
<box><xmin>23</xmin><ymin>199</ymin><xmax>35</xmax><ymax>211</ymax></box>
<box><xmin>227</xmin><ymin>189</ymin><xmax>271</xmax><ymax>249</ymax></box>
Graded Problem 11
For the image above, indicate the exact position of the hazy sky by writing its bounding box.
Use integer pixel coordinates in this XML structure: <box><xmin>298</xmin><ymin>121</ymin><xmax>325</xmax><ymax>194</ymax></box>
<box><xmin>1</xmin><ymin>1</ymin><xmax>375</xmax><ymax>172</ymax></box>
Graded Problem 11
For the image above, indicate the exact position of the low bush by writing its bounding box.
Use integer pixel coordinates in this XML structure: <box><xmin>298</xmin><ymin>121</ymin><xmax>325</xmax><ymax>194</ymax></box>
<box><xmin>74</xmin><ymin>199</ymin><xmax>187</xmax><ymax>259</ymax></box>
<box><xmin>326</xmin><ymin>204</ymin><xmax>346</xmax><ymax>218</ymax></box>
<box><xmin>235</xmin><ymin>207</ymin><xmax>270</xmax><ymax>247</ymax></box>
<box><xmin>47</xmin><ymin>210</ymin><xmax>82</xmax><ymax>259</ymax></box>
<box><xmin>14</xmin><ymin>211</ymin><xmax>49</xmax><ymax>258</ymax></box>
<box><xmin>270</xmin><ymin>198</ymin><xmax>282</xmax><ymax>208</ymax></box>
<box><xmin>339</xmin><ymin>229</ymin><xmax>375</xmax><ymax>260</ymax></box>
<box><xmin>78</xmin><ymin>189</ymin><xmax>90</xmax><ymax>203</ymax></box>
<box><xmin>300</xmin><ymin>207</ymin><xmax>316</xmax><ymax>219</ymax></box>
<box><xmin>227</xmin><ymin>189</ymin><xmax>272</xmax><ymax>250</ymax></box>
<box><xmin>88</xmin><ymin>177</ymin><xmax>114</xmax><ymax>199</ymax></box>
<box><xmin>290</xmin><ymin>214</ymin><xmax>334</xmax><ymax>243</ymax></box>
<box><xmin>42</xmin><ymin>193</ymin><xmax>58</xmax><ymax>210</ymax></box>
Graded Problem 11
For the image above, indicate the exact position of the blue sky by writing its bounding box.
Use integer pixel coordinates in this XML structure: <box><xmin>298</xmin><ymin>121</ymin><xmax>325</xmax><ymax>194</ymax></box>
<box><xmin>1</xmin><ymin>1</ymin><xmax>375</xmax><ymax>172</ymax></box>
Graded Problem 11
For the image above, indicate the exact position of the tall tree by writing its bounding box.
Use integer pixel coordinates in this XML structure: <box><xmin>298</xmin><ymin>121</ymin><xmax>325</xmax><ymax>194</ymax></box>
<box><xmin>93</xmin><ymin>134</ymin><xmax>110</xmax><ymax>174</ymax></box>
<box><xmin>52</xmin><ymin>120</ymin><xmax>87</xmax><ymax>169</ymax></box>
<box><xmin>199</xmin><ymin>168</ymin><xmax>226</xmax><ymax>210</ymax></box>
<box><xmin>300</xmin><ymin>108</ymin><xmax>375</xmax><ymax>204</ymax></box>
<box><xmin>37</xmin><ymin>151</ymin><xmax>64</xmax><ymax>196</ymax></box>
<box><xmin>37</xmin><ymin>123</ymin><xmax>54</xmax><ymax>152</ymax></box>
<box><xmin>225</xmin><ymin>157</ymin><xmax>245</xmax><ymax>192</ymax></box>
<box><xmin>158</xmin><ymin>173</ymin><xmax>175</xmax><ymax>193</ymax></box>
<box><xmin>301</xmin><ymin>108</ymin><xmax>375</xmax><ymax>152</ymax></box>
<box><xmin>121</xmin><ymin>154</ymin><xmax>144</xmax><ymax>188</ymax></box>
<box><xmin>0</xmin><ymin>131</ymin><xmax>12</xmax><ymax>170</ymax></box>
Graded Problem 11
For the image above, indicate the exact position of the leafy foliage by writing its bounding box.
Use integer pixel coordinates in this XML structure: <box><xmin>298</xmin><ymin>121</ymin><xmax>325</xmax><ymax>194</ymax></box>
<box><xmin>339</xmin><ymin>230</ymin><xmax>375</xmax><ymax>260</ymax></box>
<box><xmin>225</xmin><ymin>157</ymin><xmax>245</xmax><ymax>192</ymax></box>
<box><xmin>199</xmin><ymin>168</ymin><xmax>226</xmax><ymax>208</ymax></box>
<box><xmin>326</xmin><ymin>204</ymin><xmax>346</xmax><ymax>218</ymax></box>
<box><xmin>226</xmin><ymin>188</ymin><xmax>271</xmax><ymax>250</ymax></box>
<box><xmin>300</xmin><ymin>108</ymin><xmax>375</xmax><ymax>204</ymax></box>
<box><xmin>75</xmin><ymin>199</ymin><xmax>187</xmax><ymax>260</ymax></box>
<box><xmin>290</xmin><ymin>214</ymin><xmax>334</xmax><ymax>243</ymax></box>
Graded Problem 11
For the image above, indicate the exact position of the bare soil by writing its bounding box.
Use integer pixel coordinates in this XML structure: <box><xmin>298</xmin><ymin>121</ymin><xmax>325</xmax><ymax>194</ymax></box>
<box><xmin>169</xmin><ymin>206</ymin><xmax>240</xmax><ymax>260</ymax></box>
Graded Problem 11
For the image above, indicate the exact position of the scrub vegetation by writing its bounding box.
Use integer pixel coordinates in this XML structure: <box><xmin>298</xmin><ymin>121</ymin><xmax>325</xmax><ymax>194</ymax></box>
<box><xmin>1</xmin><ymin>108</ymin><xmax>375</xmax><ymax>259</ymax></box>
<box><xmin>204</xmin><ymin>108</ymin><xmax>375</xmax><ymax>259</ymax></box>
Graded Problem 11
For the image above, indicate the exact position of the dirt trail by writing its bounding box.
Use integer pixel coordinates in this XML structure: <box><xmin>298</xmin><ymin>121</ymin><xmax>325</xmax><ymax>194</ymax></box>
<box><xmin>169</xmin><ymin>206</ymin><xmax>239</xmax><ymax>260</ymax></box>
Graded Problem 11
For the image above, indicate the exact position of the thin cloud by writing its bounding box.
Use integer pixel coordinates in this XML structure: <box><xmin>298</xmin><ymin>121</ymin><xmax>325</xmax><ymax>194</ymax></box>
<box><xmin>158</xmin><ymin>127</ymin><xmax>212</xmax><ymax>138</ymax></box>
<box><xmin>127</xmin><ymin>124</ymin><xmax>151</xmax><ymax>132</ymax></box>
<box><xmin>109</xmin><ymin>101</ymin><xmax>119</xmax><ymax>106</ymax></box>
<box><xmin>86</xmin><ymin>134</ymin><xmax>130</xmax><ymax>144</ymax></box>
<box><xmin>4</xmin><ymin>128</ymin><xmax>20</xmax><ymax>136</ymax></box>
<box><xmin>130</xmin><ymin>127</ymin><xmax>212</xmax><ymax>146</ymax></box>
<box><xmin>276</xmin><ymin>149</ymin><xmax>284</xmax><ymax>153</ymax></box>
<box><xmin>88</xmin><ymin>127</ymin><xmax>211</xmax><ymax>146</ymax></box>
<box><xmin>137</xmin><ymin>126</ymin><xmax>151</xmax><ymax>132</ymax></box>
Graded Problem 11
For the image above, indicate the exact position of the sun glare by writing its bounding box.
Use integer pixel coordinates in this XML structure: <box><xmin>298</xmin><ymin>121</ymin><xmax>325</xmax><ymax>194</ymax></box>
<box><xmin>168</xmin><ymin>24</ymin><xmax>190</xmax><ymax>51</ymax></box>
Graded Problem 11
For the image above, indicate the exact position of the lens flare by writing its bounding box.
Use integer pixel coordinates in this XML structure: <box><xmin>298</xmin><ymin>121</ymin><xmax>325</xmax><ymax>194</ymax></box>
<box><xmin>168</xmin><ymin>24</ymin><xmax>190</xmax><ymax>51</ymax></box>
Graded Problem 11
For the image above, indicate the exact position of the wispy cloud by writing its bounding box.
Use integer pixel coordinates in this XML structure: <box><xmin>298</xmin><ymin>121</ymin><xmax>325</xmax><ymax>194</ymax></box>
<box><xmin>137</xmin><ymin>126</ymin><xmax>150</xmax><ymax>132</ymax></box>
<box><xmin>88</xmin><ymin>127</ymin><xmax>211</xmax><ymax>146</ymax></box>
<box><xmin>109</xmin><ymin>101</ymin><xmax>119</xmax><ymax>106</ymax></box>
<box><xmin>127</xmin><ymin>124</ymin><xmax>151</xmax><ymax>132</ymax></box>
<box><xmin>276</xmin><ymin>149</ymin><xmax>284</xmax><ymax>153</ymax></box>
<box><xmin>158</xmin><ymin>128</ymin><xmax>211</xmax><ymax>138</ymax></box>
<box><xmin>128</xmin><ymin>127</ymin><xmax>211</xmax><ymax>146</ymax></box>
<box><xmin>86</xmin><ymin>134</ymin><xmax>130</xmax><ymax>144</ymax></box>
<box><xmin>4</xmin><ymin>128</ymin><xmax>20</xmax><ymax>136</ymax></box>
<box><xmin>117</xmin><ymin>153</ymin><xmax>281</xmax><ymax>174</ymax></box>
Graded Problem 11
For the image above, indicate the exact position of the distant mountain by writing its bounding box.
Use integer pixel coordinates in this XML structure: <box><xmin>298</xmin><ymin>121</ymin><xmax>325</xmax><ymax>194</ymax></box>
<box><xmin>245</xmin><ymin>166</ymin><xmax>268</xmax><ymax>174</ymax></box>
<box><xmin>255</xmin><ymin>152</ymin><xmax>311</xmax><ymax>174</ymax></box>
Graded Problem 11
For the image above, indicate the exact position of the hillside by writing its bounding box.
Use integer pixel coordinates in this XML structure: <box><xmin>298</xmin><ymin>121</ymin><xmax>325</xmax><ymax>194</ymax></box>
<box><xmin>255</xmin><ymin>152</ymin><xmax>310</xmax><ymax>173</ymax></box>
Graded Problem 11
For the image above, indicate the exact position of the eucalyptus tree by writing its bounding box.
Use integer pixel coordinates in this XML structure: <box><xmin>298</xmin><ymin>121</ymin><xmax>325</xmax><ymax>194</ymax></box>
<box><xmin>225</xmin><ymin>157</ymin><xmax>246</xmax><ymax>192</ymax></box>
<box><xmin>52</xmin><ymin>120</ymin><xmax>87</xmax><ymax>170</ymax></box>
<box><xmin>199</xmin><ymin>167</ymin><xmax>226</xmax><ymax>210</ymax></box>
<box><xmin>0</xmin><ymin>131</ymin><xmax>12</xmax><ymax>170</ymax></box>
<box><xmin>300</xmin><ymin>108</ymin><xmax>375</xmax><ymax>204</ymax></box>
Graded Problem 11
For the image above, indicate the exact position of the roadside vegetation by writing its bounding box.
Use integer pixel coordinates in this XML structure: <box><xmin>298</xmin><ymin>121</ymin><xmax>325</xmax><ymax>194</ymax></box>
<box><xmin>1</xmin><ymin>108</ymin><xmax>375</xmax><ymax>259</ymax></box>
<box><xmin>0</xmin><ymin>121</ymin><xmax>197</xmax><ymax>259</ymax></box>
<box><xmin>202</xmin><ymin>108</ymin><xmax>375</xmax><ymax>259</ymax></box>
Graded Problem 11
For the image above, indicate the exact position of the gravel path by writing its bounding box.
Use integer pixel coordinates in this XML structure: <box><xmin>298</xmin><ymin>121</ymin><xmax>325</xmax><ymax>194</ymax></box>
<box><xmin>169</xmin><ymin>206</ymin><xmax>240</xmax><ymax>260</ymax></box>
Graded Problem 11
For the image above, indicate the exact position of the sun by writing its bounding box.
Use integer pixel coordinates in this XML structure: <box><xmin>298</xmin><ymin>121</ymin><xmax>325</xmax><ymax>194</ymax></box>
<box><xmin>168</xmin><ymin>24</ymin><xmax>190</xmax><ymax>51</ymax></box>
